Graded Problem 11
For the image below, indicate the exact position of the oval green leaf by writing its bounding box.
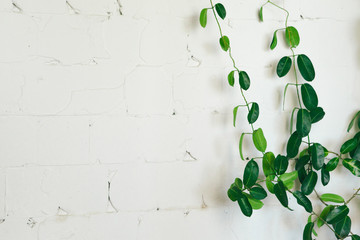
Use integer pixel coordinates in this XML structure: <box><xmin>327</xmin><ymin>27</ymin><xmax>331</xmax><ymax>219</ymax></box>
<box><xmin>342</xmin><ymin>158</ymin><xmax>360</xmax><ymax>177</ymax></box>
<box><xmin>250</xmin><ymin>186</ymin><xmax>267</xmax><ymax>200</ymax></box>
<box><xmin>287</xmin><ymin>131</ymin><xmax>302</xmax><ymax>158</ymax></box>
<box><xmin>301</xmin><ymin>171</ymin><xmax>317</xmax><ymax>195</ymax></box>
<box><xmin>274</xmin><ymin>155</ymin><xmax>289</xmax><ymax>175</ymax></box>
<box><xmin>219</xmin><ymin>35</ymin><xmax>230</xmax><ymax>52</ymax></box>
<box><xmin>310</xmin><ymin>107</ymin><xmax>325</xmax><ymax>123</ymax></box>
<box><xmin>295</xmin><ymin>155</ymin><xmax>310</xmax><ymax>171</ymax></box>
<box><xmin>239</xmin><ymin>71</ymin><xmax>250</xmax><ymax>90</ymax></box>
<box><xmin>259</xmin><ymin>6</ymin><xmax>263</xmax><ymax>22</ymax></box>
<box><xmin>320</xmin><ymin>193</ymin><xmax>344</xmax><ymax>203</ymax></box>
<box><xmin>270</xmin><ymin>30</ymin><xmax>277</xmax><ymax>50</ymax></box>
<box><xmin>243</xmin><ymin>159</ymin><xmax>259</xmax><ymax>188</ymax></box>
<box><xmin>317</xmin><ymin>205</ymin><xmax>334</xmax><ymax>228</ymax></box>
<box><xmin>321</xmin><ymin>167</ymin><xmax>330</xmax><ymax>186</ymax></box>
<box><xmin>277</xmin><ymin>56</ymin><xmax>292</xmax><ymax>77</ymax></box>
<box><xmin>326</xmin><ymin>205</ymin><xmax>349</xmax><ymax>224</ymax></box>
<box><xmin>347</xmin><ymin>111</ymin><xmax>360</xmax><ymax>132</ymax></box>
<box><xmin>228</xmin><ymin>70</ymin><xmax>235</xmax><ymax>87</ymax></box>
<box><xmin>227</xmin><ymin>185</ymin><xmax>242</xmax><ymax>202</ymax></box>
<box><xmin>244</xmin><ymin>193</ymin><xmax>264</xmax><ymax>210</ymax></box>
<box><xmin>352</xmin><ymin>235</ymin><xmax>360</xmax><ymax>240</ymax></box>
<box><xmin>274</xmin><ymin>180</ymin><xmax>288</xmax><ymax>208</ymax></box>
<box><xmin>326</xmin><ymin>157</ymin><xmax>339</xmax><ymax>172</ymax></box>
<box><xmin>311</xmin><ymin>143</ymin><xmax>325</xmax><ymax>170</ymax></box>
<box><xmin>266</xmin><ymin>175</ymin><xmax>275</xmax><ymax>194</ymax></box>
<box><xmin>297</xmin><ymin>54</ymin><xmax>315</xmax><ymax>81</ymax></box>
<box><xmin>233</xmin><ymin>106</ymin><xmax>239</xmax><ymax>127</ymax></box>
<box><xmin>253</xmin><ymin>128</ymin><xmax>267</xmax><ymax>153</ymax></box>
<box><xmin>239</xmin><ymin>132</ymin><xmax>246</xmax><ymax>160</ymax></box>
<box><xmin>334</xmin><ymin>216</ymin><xmax>351</xmax><ymax>239</ymax></box>
<box><xmin>279</xmin><ymin>171</ymin><xmax>298</xmax><ymax>190</ymax></box>
<box><xmin>296</xmin><ymin>109</ymin><xmax>311</xmax><ymax>137</ymax></box>
<box><xmin>215</xmin><ymin>3</ymin><xmax>226</xmax><ymax>20</ymax></box>
<box><xmin>285</xmin><ymin>26</ymin><xmax>300</xmax><ymax>48</ymax></box>
<box><xmin>199</xmin><ymin>8</ymin><xmax>208</xmax><ymax>28</ymax></box>
<box><xmin>247</xmin><ymin>102</ymin><xmax>259</xmax><ymax>124</ymax></box>
<box><xmin>298</xmin><ymin>167</ymin><xmax>307</xmax><ymax>183</ymax></box>
<box><xmin>263</xmin><ymin>152</ymin><xmax>275</xmax><ymax>177</ymax></box>
<box><xmin>301</xmin><ymin>83</ymin><xmax>318</xmax><ymax>111</ymax></box>
<box><xmin>350</xmin><ymin>145</ymin><xmax>360</xmax><ymax>161</ymax></box>
<box><xmin>303</xmin><ymin>222</ymin><xmax>314</xmax><ymax>240</ymax></box>
<box><xmin>340</xmin><ymin>138</ymin><xmax>358</xmax><ymax>154</ymax></box>
<box><xmin>293</xmin><ymin>191</ymin><xmax>313</xmax><ymax>213</ymax></box>
<box><xmin>237</xmin><ymin>193</ymin><xmax>253</xmax><ymax>217</ymax></box>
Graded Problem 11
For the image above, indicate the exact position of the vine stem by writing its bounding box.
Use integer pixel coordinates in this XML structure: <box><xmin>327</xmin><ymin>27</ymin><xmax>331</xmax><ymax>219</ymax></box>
<box><xmin>345</xmin><ymin>187</ymin><xmax>360</xmax><ymax>204</ymax></box>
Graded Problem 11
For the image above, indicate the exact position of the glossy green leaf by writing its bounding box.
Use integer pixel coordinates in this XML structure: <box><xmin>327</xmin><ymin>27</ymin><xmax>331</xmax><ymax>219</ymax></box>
<box><xmin>350</xmin><ymin>145</ymin><xmax>360</xmax><ymax>161</ymax></box>
<box><xmin>228</xmin><ymin>70</ymin><xmax>235</xmax><ymax>87</ymax></box>
<box><xmin>215</xmin><ymin>3</ymin><xmax>226</xmax><ymax>20</ymax></box>
<box><xmin>259</xmin><ymin>6</ymin><xmax>263</xmax><ymax>22</ymax></box>
<box><xmin>347</xmin><ymin>111</ymin><xmax>360</xmax><ymax>132</ymax></box>
<box><xmin>326</xmin><ymin>205</ymin><xmax>349</xmax><ymax>224</ymax></box>
<box><xmin>297</xmin><ymin>54</ymin><xmax>315</xmax><ymax>81</ymax></box>
<box><xmin>301</xmin><ymin>171</ymin><xmax>317</xmax><ymax>195</ymax></box>
<box><xmin>326</xmin><ymin>157</ymin><xmax>339</xmax><ymax>172</ymax></box>
<box><xmin>298</xmin><ymin>167</ymin><xmax>307</xmax><ymax>183</ymax></box>
<box><xmin>320</xmin><ymin>193</ymin><xmax>344</xmax><ymax>203</ymax></box>
<box><xmin>310</xmin><ymin>107</ymin><xmax>325</xmax><ymax>123</ymax></box>
<box><xmin>303</xmin><ymin>222</ymin><xmax>314</xmax><ymax>240</ymax></box>
<box><xmin>244</xmin><ymin>193</ymin><xmax>264</xmax><ymax>210</ymax></box>
<box><xmin>270</xmin><ymin>30</ymin><xmax>277</xmax><ymax>50</ymax></box>
<box><xmin>295</xmin><ymin>155</ymin><xmax>310</xmax><ymax>171</ymax></box>
<box><xmin>296</xmin><ymin>109</ymin><xmax>311</xmax><ymax>137</ymax></box>
<box><xmin>311</xmin><ymin>143</ymin><xmax>325</xmax><ymax>170</ymax></box>
<box><xmin>219</xmin><ymin>36</ymin><xmax>230</xmax><ymax>52</ymax></box>
<box><xmin>266</xmin><ymin>175</ymin><xmax>275</xmax><ymax>194</ymax></box>
<box><xmin>274</xmin><ymin>180</ymin><xmax>288</xmax><ymax>207</ymax></box>
<box><xmin>279</xmin><ymin>171</ymin><xmax>298</xmax><ymax>190</ymax></box>
<box><xmin>237</xmin><ymin>193</ymin><xmax>253</xmax><ymax>217</ymax></box>
<box><xmin>317</xmin><ymin>205</ymin><xmax>334</xmax><ymax>228</ymax></box>
<box><xmin>285</xmin><ymin>26</ymin><xmax>300</xmax><ymax>48</ymax></box>
<box><xmin>227</xmin><ymin>185</ymin><xmax>242</xmax><ymax>202</ymax></box>
<box><xmin>234</xmin><ymin>178</ymin><xmax>243</xmax><ymax>189</ymax></box>
<box><xmin>301</xmin><ymin>83</ymin><xmax>318</xmax><ymax>111</ymax></box>
<box><xmin>352</xmin><ymin>235</ymin><xmax>360</xmax><ymax>240</ymax></box>
<box><xmin>334</xmin><ymin>216</ymin><xmax>351</xmax><ymax>239</ymax></box>
<box><xmin>233</xmin><ymin>106</ymin><xmax>239</xmax><ymax>127</ymax></box>
<box><xmin>293</xmin><ymin>191</ymin><xmax>313</xmax><ymax>213</ymax></box>
<box><xmin>250</xmin><ymin>186</ymin><xmax>267</xmax><ymax>200</ymax></box>
<box><xmin>239</xmin><ymin>133</ymin><xmax>246</xmax><ymax>160</ymax></box>
<box><xmin>321</xmin><ymin>167</ymin><xmax>330</xmax><ymax>186</ymax></box>
<box><xmin>199</xmin><ymin>9</ymin><xmax>208</xmax><ymax>28</ymax></box>
<box><xmin>243</xmin><ymin>159</ymin><xmax>259</xmax><ymax>188</ymax></box>
<box><xmin>277</xmin><ymin>56</ymin><xmax>292</xmax><ymax>77</ymax></box>
<box><xmin>274</xmin><ymin>155</ymin><xmax>288</xmax><ymax>175</ymax></box>
<box><xmin>287</xmin><ymin>131</ymin><xmax>302</xmax><ymax>158</ymax></box>
<box><xmin>340</xmin><ymin>138</ymin><xmax>358</xmax><ymax>154</ymax></box>
<box><xmin>239</xmin><ymin>71</ymin><xmax>250</xmax><ymax>90</ymax></box>
<box><xmin>263</xmin><ymin>152</ymin><xmax>275</xmax><ymax>177</ymax></box>
<box><xmin>247</xmin><ymin>102</ymin><xmax>259</xmax><ymax>124</ymax></box>
<box><xmin>253</xmin><ymin>128</ymin><xmax>267</xmax><ymax>153</ymax></box>
<box><xmin>342</xmin><ymin>158</ymin><xmax>360</xmax><ymax>177</ymax></box>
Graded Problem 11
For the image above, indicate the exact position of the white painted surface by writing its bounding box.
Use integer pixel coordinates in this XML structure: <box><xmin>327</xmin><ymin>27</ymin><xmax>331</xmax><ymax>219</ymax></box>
<box><xmin>0</xmin><ymin>0</ymin><xmax>359</xmax><ymax>239</ymax></box>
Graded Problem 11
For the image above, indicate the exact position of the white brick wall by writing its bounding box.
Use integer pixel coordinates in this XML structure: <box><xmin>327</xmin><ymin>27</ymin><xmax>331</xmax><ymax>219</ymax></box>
<box><xmin>0</xmin><ymin>0</ymin><xmax>359</xmax><ymax>239</ymax></box>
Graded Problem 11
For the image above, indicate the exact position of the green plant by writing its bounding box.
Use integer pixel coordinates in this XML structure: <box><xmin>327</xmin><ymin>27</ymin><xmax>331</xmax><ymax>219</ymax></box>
<box><xmin>199</xmin><ymin>1</ymin><xmax>360</xmax><ymax>239</ymax></box>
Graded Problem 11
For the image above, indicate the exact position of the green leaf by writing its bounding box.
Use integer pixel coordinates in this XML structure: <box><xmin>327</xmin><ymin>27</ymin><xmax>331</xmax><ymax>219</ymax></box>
<box><xmin>326</xmin><ymin>205</ymin><xmax>349</xmax><ymax>224</ymax></box>
<box><xmin>352</xmin><ymin>235</ymin><xmax>360</xmax><ymax>240</ymax></box>
<box><xmin>263</xmin><ymin>152</ymin><xmax>275</xmax><ymax>177</ymax></box>
<box><xmin>350</xmin><ymin>145</ymin><xmax>360</xmax><ymax>161</ymax></box>
<box><xmin>295</xmin><ymin>155</ymin><xmax>310</xmax><ymax>171</ymax></box>
<box><xmin>228</xmin><ymin>70</ymin><xmax>235</xmax><ymax>87</ymax></box>
<box><xmin>326</xmin><ymin>157</ymin><xmax>339</xmax><ymax>172</ymax></box>
<box><xmin>342</xmin><ymin>158</ymin><xmax>360</xmax><ymax>177</ymax></box>
<box><xmin>321</xmin><ymin>167</ymin><xmax>330</xmax><ymax>186</ymax></box>
<box><xmin>237</xmin><ymin>193</ymin><xmax>253</xmax><ymax>217</ymax></box>
<box><xmin>297</xmin><ymin>54</ymin><xmax>315</xmax><ymax>81</ymax></box>
<box><xmin>244</xmin><ymin>193</ymin><xmax>264</xmax><ymax>210</ymax></box>
<box><xmin>234</xmin><ymin>178</ymin><xmax>243</xmax><ymax>189</ymax></box>
<box><xmin>311</xmin><ymin>143</ymin><xmax>325</xmax><ymax>170</ymax></box>
<box><xmin>296</xmin><ymin>109</ymin><xmax>311</xmax><ymax>137</ymax></box>
<box><xmin>310</xmin><ymin>107</ymin><xmax>325</xmax><ymax>123</ymax></box>
<box><xmin>250</xmin><ymin>186</ymin><xmax>267</xmax><ymax>200</ymax></box>
<box><xmin>219</xmin><ymin>36</ymin><xmax>230</xmax><ymax>52</ymax></box>
<box><xmin>298</xmin><ymin>167</ymin><xmax>307</xmax><ymax>183</ymax></box>
<box><xmin>199</xmin><ymin>9</ymin><xmax>208</xmax><ymax>28</ymax></box>
<box><xmin>277</xmin><ymin>56</ymin><xmax>292</xmax><ymax>77</ymax></box>
<box><xmin>293</xmin><ymin>191</ymin><xmax>313</xmax><ymax>213</ymax></box>
<box><xmin>347</xmin><ymin>111</ymin><xmax>360</xmax><ymax>132</ymax></box>
<box><xmin>215</xmin><ymin>3</ymin><xmax>226</xmax><ymax>20</ymax></box>
<box><xmin>266</xmin><ymin>175</ymin><xmax>275</xmax><ymax>193</ymax></box>
<box><xmin>243</xmin><ymin>159</ymin><xmax>259</xmax><ymax>188</ymax></box>
<box><xmin>317</xmin><ymin>205</ymin><xmax>334</xmax><ymax>228</ymax></box>
<box><xmin>301</xmin><ymin>83</ymin><xmax>318</xmax><ymax>111</ymax></box>
<box><xmin>303</xmin><ymin>222</ymin><xmax>314</xmax><ymax>240</ymax></box>
<box><xmin>320</xmin><ymin>193</ymin><xmax>344</xmax><ymax>203</ymax></box>
<box><xmin>239</xmin><ymin>133</ymin><xmax>246</xmax><ymax>160</ymax></box>
<box><xmin>287</xmin><ymin>131</ymin><xmax>302</xmax><ymax>158</ymax></box>
<box><xmin>227</xmin><ymin>185</ymin><xmax>242</xmax><ymax>201</ymax></box>
<box><xmin>274</xmin><ymin>155</ymin><xmax>288</xmax><ymax>175</ymax></box>
<box><xmin>253</xmin><ymin>128</ymin><xmax>267</xmax><ymax>153</ymax></box>
<box><xmin>239</xmin><ymin>71</ymin><xmax>251</xmax><ymax>90</ymax></box>
<box><xmin>279</xmin><ymin>171</ymin><xmax>298</xmax><ymax>190</ymax></box>
<box><xmin>301</xmin><ymin>171</ymin><xmax>317</xmax><ymax>195</ymax></box>
<box><xmin>285</xmin><ymin>26</ymin><xmax>300</xmax><ymax>48</ymax></box>
<box><xmin>274</xmin><ymin>180</ymin><xmax>288</xmax><ymax>208</ymax></box>
<box><xmin>233</xmin><ymin>106</ymin><xmax>239</xmax><ymax>127</ymax></box>
<box><xmin>289</xmin><ymin>107</ymin><xmax>298</xmax><ymax>133</ymax></box>
<box><xmin>247</xmin><ymin>102</ymin><xmax>259</xmax><ymax>124</ymax></box>
<box><xmin>270</xmin><ymin>30</ymin><xmax>277</xmax><ymax>50</ymax></box>
<box><xmin>259</xmin><ymin>6</ymin><xmax>263</xmax><ymax>22</ymax></box>
<box><xmin>334</xmin><ymin>216</ymin><xmax>351</xmax><ymax>239</ymax></box>
<box><xmin>340</xmin><ymin>138</ymin><xmax>358</xmax><ymax>154</ymax></box>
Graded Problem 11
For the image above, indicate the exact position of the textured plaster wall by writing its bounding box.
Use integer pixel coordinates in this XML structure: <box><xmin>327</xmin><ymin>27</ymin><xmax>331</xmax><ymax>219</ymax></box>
<box><xmin>0</xmin><ymin>0</ymin><xmax>359</xmax><ymax>239</ymax></box>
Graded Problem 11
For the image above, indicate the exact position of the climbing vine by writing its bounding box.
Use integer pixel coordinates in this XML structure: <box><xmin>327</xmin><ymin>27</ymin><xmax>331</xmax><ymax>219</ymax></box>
<box><xmin>199</xmin><ymin>1</ymin><xmax>360</xmax><ymax>239</ymax></box>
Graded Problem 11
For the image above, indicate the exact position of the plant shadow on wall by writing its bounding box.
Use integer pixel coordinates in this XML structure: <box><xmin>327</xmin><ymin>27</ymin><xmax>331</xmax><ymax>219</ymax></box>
<box><xmin>199</xmin><ymin>1</ymin><xmax>360</xmax><ymax>239</ymax></box>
